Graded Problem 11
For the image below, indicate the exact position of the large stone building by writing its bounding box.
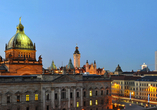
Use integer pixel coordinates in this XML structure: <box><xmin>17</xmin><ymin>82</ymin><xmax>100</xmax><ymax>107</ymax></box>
<box><xmin>0</xmin><ymin>74</ymin><xmax>112</xmax><ymax>110</ymax></box>
<box><xmin>0</xmin><ymin>18</ymin><xmax>42</xmax><ymax>76</ymax></box>
<box><xmin>0</xmin><ymin>18</ymin><xmax>112</xmax><ymax>110</ymax></box>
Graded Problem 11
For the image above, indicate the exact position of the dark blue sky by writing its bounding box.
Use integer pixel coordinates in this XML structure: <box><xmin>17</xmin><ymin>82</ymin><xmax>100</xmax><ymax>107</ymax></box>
<box><xmin>0</xmin><ymin>0</ymin><xmax>157</xmax><ymax>71</ymax></box>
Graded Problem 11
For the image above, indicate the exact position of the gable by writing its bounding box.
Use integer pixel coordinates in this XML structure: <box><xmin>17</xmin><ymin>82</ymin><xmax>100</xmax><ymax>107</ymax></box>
<box><xmin>53</xmin><ymin>75</ymin><xmax>78</xmax><ymax>83</ymax></box>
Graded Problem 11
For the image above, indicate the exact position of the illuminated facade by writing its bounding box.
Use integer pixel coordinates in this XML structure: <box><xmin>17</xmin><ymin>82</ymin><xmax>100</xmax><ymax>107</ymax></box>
<box><xmin>0</xmin><ymin>18</ymin><xmax>42</xmax><ymax>75</ymax></box>
<box><xmin>135</xmin><ymin>76</ymin><xmax>157</xmax><ymax>101</ymax></box>
<box><xmin>111</xmin><ymin>75</ymin><xmax>140</xmax><ymax>97</ymax></box>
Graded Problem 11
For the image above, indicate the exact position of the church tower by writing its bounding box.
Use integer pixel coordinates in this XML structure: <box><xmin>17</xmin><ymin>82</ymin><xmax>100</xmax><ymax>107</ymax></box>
<box><xmin>73</xmin><ymin>45</ymin><xmax>80</xmax><ymax>68</ymax></box>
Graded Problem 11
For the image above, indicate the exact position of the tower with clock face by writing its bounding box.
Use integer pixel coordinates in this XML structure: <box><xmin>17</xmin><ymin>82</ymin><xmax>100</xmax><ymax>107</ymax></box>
<box><xmin>73</xmin><ymin>45</ymin><xmax>80</xmax><ymax>68</ymax></box>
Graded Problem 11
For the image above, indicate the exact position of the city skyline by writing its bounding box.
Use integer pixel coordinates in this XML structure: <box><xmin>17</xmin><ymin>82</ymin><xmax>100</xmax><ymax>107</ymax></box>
<box><xmin>0</xmin><ymin>0</ymin><xmax>157</xmax><ymax>71</ymax></box>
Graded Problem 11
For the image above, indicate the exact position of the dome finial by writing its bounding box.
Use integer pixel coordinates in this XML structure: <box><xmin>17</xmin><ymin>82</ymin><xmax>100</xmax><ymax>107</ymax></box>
<box><xmin>19</xmin><ymin>17</ymin><xmax>21</xmax><ymax>24</ymax></box>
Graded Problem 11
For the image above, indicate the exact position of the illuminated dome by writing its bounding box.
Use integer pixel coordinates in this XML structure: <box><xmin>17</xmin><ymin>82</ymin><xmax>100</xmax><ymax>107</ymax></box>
<box><xmin>7</xmin><ymin>18</ymin><xmax>35</xmax><ymax>50</ymax></box>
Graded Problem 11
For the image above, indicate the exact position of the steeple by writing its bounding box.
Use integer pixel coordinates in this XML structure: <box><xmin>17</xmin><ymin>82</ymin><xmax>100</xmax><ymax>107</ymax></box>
<box><xmin>73</xmin><ymin>44</ymin><xmax>81</xmax><ymax>68</ymax></box>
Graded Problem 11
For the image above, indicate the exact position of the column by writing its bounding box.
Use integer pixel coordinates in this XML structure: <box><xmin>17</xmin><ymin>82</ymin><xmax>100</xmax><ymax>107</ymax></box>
<box><xmin>80</xmin><ymin>87</ymin><xmax>83</xmax><ymax>108</ymax></box>
<box><xmin>73</xmin><ymin>87</ymin><xmax>76</xmax><ymax>108</ymax></box>
<box><xmin>42</xmin><ymin>87</ymin><xmax>46</xmax><ymax>110</ymax></box>
<box><xmin>58</xmin><ymin>88</ymin><xmax>61</xmax><ymax>109</ymax></box>
<box><xmin>68</xmin><ymin>87</ymin><xmax>71</xmax><ymax>109</ymax></box>
<box><xmin>51</xmin><ymin>87</ymin><xmax>55</xmax><ymax>109</ymax></box>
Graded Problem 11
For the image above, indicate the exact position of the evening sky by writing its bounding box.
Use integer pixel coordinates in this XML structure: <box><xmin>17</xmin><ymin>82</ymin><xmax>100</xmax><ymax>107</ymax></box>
<box><xmin>0</xmin><ymin>0</ymin><xmax>157</xmax><ymax>71</ymax></box>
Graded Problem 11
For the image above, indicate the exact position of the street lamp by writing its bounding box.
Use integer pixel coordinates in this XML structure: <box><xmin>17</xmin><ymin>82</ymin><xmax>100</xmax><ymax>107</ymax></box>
<box><xmin>130</xmin><ymin>92</ymin><xmax>133</xmax><ymax>100</ymax></box>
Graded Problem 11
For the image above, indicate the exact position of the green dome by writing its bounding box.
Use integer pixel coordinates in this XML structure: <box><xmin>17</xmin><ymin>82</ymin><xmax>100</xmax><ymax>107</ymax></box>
<box><xmin>7</xmin><ymin>19</ymin><xmax>35</xmax><ymax>50</ymax></box>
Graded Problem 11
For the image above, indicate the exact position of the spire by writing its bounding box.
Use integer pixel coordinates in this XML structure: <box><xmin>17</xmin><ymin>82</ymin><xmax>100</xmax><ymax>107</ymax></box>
<box><xmin>19</xmin><ymin>17</ymin><xmax>21</xmax><ymax>24</ymax></box>
<box><xmin>94</xmin><ymin>60</ymin><xmax>96</xmax><ymax>64</ymax></box>
<box><xmin>67</xmin><ymin>58</ymin><xmax>74</xmax><ymax>69</ymax></box>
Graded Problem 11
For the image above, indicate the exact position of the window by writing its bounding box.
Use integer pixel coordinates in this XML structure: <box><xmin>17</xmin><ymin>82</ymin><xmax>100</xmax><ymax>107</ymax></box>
<box><xmin>77</xmin><ymin>92</ymin><xmax>79</xmax><ymax>98</ymax></box>
<box><xmin>35</xmin><ymin>94</ymin><xmax>38</xmax><ymax>101</ymax></box>
<box><xmin>101</xmin><ymin>99</ymin><xmax>103</xmax><ymax>104</ymax></box>
<box><xmin>90</xmin><ymin>100</ymin><xmax>92</xmax><ymax>106</ymax></box>
<box><xmin>46</xmin><ymin>94</ymin><xmax>49</xmax><ymax>100</ymax></box>
<box><xmin>84</xmin><ymin>101</ymin><xmax>86</xmax><ymax>106</ymax></box>
<box><xmin>106</xmin><ymin>90</ymin><xmax>109</xmax><ymax>95</ymax></box>
<box><xmin>89</xmin><ymin>90</ymin><xmax>92</xmax><ymax>96</ymax></box>
<box><xmin>7</xmin><ymin>96</ymin><xmax>10</xmax><ymax>103</ymax></box>
<box><xmin>95</xmin><ymin>91</ymin><xmax>97</xmax><ymax>96</ymax></box>
<box><xmin>26</xmin><ymin>95</ymin><xmax>29</xmax><ymax>101</ymax></box>
<box><xmin>17</xmin><ymin>95</ymin><xmax>20</xmax><ymax>102</ymax></box>
<box><xmin>95</xmin><ymin>100</ymin><xmax>98</xmax><ymax>105</ymax></box>
<box><xmin>70</xmin><ymin>92</ymin><xmax>72</xmax><ymax>98</ymax></box>
<box><xmin>77</xmin><ymin>102</ymin><xmax>79</xmax><ymax>107</ymax></box>
<box><xmin>55</xmin><ymin>93</ymin><xmax>57</xmax><ymax>100</ymax></box>
<box><xmin>61</xmin><ymin>89</ymin><xmax>66</xmax><ymax>99</ymax></box>
<box><xmin>101</xmin><ymin>90</ymin><xmax>103</xmax><ymax>95</ymax></box>
<box><xmin>47</xmin><ymin>105</ymin><xmax>49</xmax><ymax>110</ymax></box>
<box><xmin>107</xmin><ymin>99</ymin><xmax>109</xmax><ymax>104</ymax></box>
<box><xmin>83</xmin><ymin>91</ymin><xmax>86</xmax><ymax>97</ymax></box>
<box><xmin>26</xmin><ymin>107</ymin><xmax>29</xmax><ymax>110</ymax></box>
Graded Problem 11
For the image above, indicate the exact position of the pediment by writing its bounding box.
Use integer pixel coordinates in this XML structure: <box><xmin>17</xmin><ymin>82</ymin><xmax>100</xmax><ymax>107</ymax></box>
<box><xmin>17</xmin><ymin>66</ymin><xmax>36</xmax><ymax>71</ymax></box>
<box><xmin>53</xmin><ymin>75</ymin><xmax>78</xmax><ymax>83</ymax></box>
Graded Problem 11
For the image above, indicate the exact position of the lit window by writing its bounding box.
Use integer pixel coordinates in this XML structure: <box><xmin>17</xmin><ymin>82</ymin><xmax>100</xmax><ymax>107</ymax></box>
<box><xmin>26</xmin><ymin>95</ymin><xmax>29</xmax><ymax>101</ymax></box>
<box><xmin>89</xmin><ymin>90</ymin><xmax>92</xmax><ymax>96</ymax></box>
<box><xmin>35</xmin><ymin>94</ymin><xmax>38</xmax><ymax>101</ymax></box>
<box><xmin>95</xmin><ymin>100</ymin><xmax>98</xmax><ymax>105</ymax></box>
<box><xmin>90</xmin><ymin>100</ymin><xmax>92</xmax><ymax>106</ymax></box>
<box><xmin>77</xmin><ymin>102</ymin><xmax>79</xmax><ymax>107</ymax></box>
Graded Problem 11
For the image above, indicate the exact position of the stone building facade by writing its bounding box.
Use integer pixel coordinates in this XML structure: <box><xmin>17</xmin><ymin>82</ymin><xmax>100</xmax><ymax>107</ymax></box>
<box><xmin>0</xmin><ymin>74</ymin><xmax>112</xmax><ymax>110</ymax></box>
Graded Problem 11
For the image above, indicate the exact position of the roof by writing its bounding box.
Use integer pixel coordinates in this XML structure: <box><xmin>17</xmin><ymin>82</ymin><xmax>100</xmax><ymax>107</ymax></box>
<box><xmin>73</xmin><ymin>46</ymin><xmax>80</xmax><ymax>54</ymax></box>
<box><xmin>133</xmin><ymin>71</ymin><xmax>157</xmax><ymax>75</ymax></box>
<box><xmin>7</xmin><ymin>19</ymin><xmax>35</xmax><ymax>50</ymax></box>
<box><xmin>111</xmin><ymin>75</ymin><xmax>140</xmax><ymax>80</ymax></box>
<box><xmin>122</xmin><ymin>72</ymin><xmax>135</xmax><ymax>74</ymax></box>
<box><xmin>136</xmin><ymin>76</ymin><xmax>157</xmax><ymax>81</ymax></box>
<box><xmin>115</xmin><ymin>64</ymin><xmax>123</xmax><ymax>72</ymax></box>
<box><xmin>0</xmin><ymin>64</ymin><xmax>8</xmax><ymax>71</ymax></box>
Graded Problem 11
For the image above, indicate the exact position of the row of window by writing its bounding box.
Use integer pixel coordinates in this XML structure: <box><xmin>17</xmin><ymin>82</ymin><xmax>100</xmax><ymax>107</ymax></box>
<box><xmin>7</xmin><ymin>94</ymin><xmax>38</xmax><ymax>103</ymax></box>
<box><xmin>77</xmin><ymin>99</ymin><xmax>106</xmax><ymax>107</ymax></box>
<box><xmin>47</xmin><ymin>90</ymin><xmax>109</xmax><ymax>100</ymax></box>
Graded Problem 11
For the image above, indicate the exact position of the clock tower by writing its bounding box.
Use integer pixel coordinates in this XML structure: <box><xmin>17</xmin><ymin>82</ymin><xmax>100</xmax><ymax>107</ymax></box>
<box><xmin>73</xmin><ymin>45</ymin><xmax>80</xmax><ymax>68</ymax></box>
